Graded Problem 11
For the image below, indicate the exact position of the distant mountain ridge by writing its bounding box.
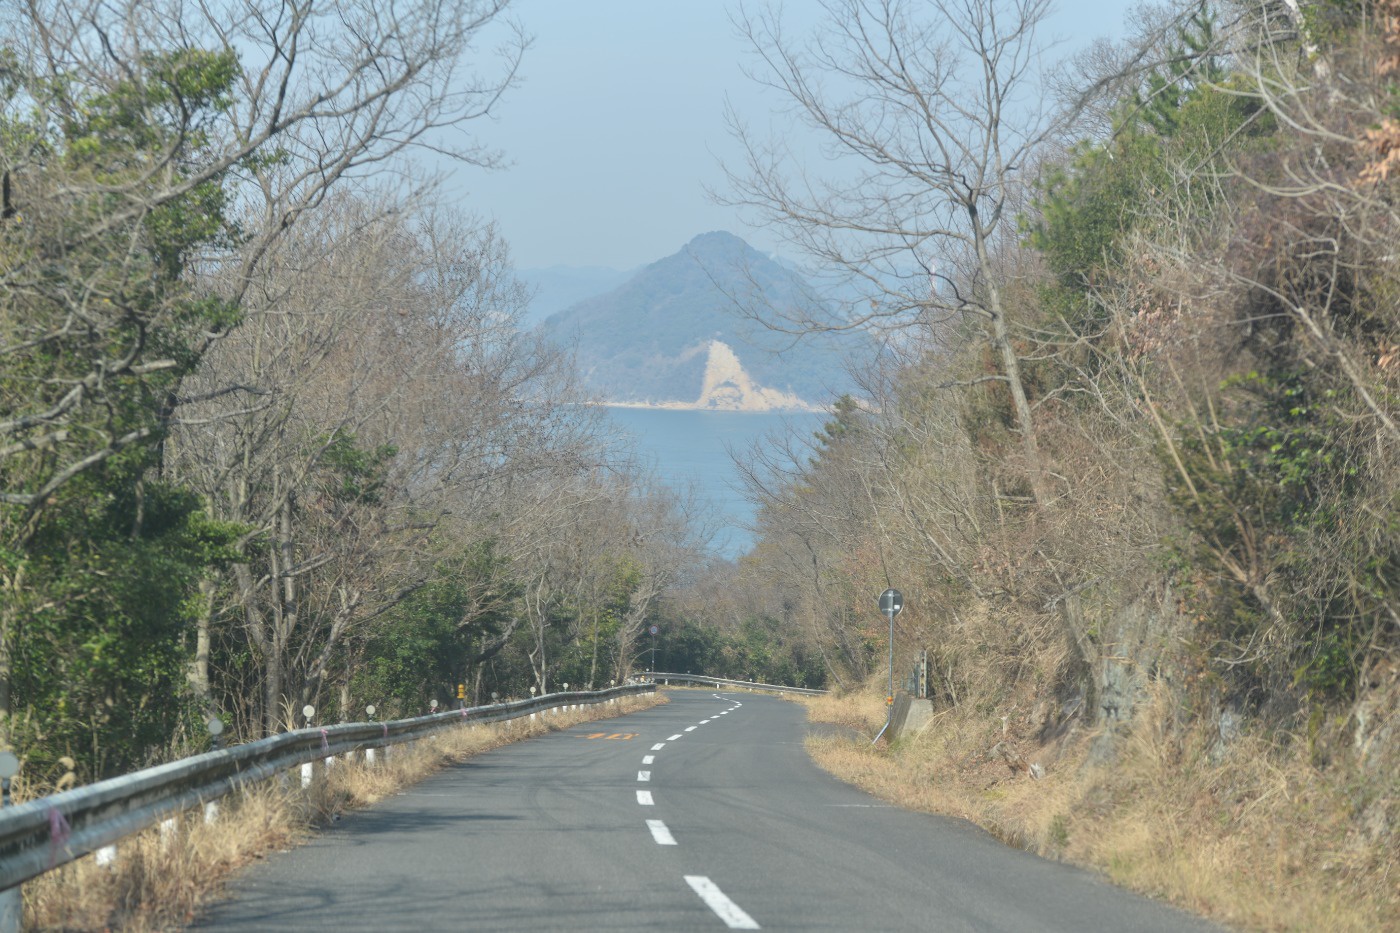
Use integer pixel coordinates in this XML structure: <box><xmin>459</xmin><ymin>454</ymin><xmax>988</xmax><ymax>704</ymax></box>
<box><xmin>516</xmin><ymin>264</ymin><xmax>633</xmax><ymax>327</ymax></box>
<box><xmin>538</xmin><ymin>231</ymin><xmax>866</xmax><ymax>410</ymax></box>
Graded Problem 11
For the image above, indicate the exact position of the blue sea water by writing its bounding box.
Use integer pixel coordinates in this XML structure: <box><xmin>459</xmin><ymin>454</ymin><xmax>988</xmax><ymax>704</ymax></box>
<box><xmin>605</xmin><ymin>407</ymin><xmax>824</xmax><ymax>558</ymax></box>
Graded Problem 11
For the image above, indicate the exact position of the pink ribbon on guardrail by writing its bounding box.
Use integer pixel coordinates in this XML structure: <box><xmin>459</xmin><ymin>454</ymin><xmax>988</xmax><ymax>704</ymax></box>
<box><xmin>382</xmin><ymin>722</ymin><xmax>388</xmax><ymax>739</ymax></box>
<box><xmin>47</xmin><ymin>806</ymin><xmax>71</xmax><ymax>868</ymax></box>
<box><xmin>460</xmin><ymin>708</ymin><xmax>468</xmax><ymax>718</ymax></box>
<box><xmin>320</xmin><ymin>728</ymin><xmax>329</xmax><ymax>751</ymax></box>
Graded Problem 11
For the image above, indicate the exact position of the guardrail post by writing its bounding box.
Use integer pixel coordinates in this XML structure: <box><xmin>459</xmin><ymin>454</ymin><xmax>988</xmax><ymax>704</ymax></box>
<box><xmin>159</xmin><ymin>817</ymin><xmax>177</xmax><ymax>850</ymax></box>
<box><xmin>0</xmin><ymin>683</ymin><xmax>664</xmax><ymax>895</ymax></box>
<box><xmin>0</xmin><ymin>761</ymin><xmax>17</xmax><ymax>933</ymax></box>
<box><xmin>0</xmin><ymin>882</ymin><xmax>16</xmax><ymax>933</ymax></box>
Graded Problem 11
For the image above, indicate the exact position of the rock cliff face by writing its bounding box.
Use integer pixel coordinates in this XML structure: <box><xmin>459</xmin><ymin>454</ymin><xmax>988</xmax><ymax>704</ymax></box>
<box><xmin>694</xmin><ymin>340</ymin><xmax>809</xmax><ymax>411</ymax></box>
<box><xmin>537</xmin><ymin>231</ymin><xmax>867</xmax><ymax>410</ymax></box>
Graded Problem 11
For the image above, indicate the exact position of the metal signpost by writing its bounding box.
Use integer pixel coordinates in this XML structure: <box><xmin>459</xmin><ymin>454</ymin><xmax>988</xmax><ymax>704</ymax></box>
<box><xmin>649</xmin><ymin>624</ymin><xmax>659</xmax><ymax>672</ymax></box>
<box><xmin>206</xmin><ymin>715</ymin><xmax>224</xmax><ymax>751</ymax></box>
<box><xmin>876</xmin><ymin>588</ymin><xmax>904</xmax><ymax>743</ymax></box>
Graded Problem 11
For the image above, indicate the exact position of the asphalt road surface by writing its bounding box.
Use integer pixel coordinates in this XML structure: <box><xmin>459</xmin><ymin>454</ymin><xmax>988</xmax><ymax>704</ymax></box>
<box><xmin>197</xmin><ymin>690</ymin><xmax>1222</xmax><ymax>931</ymax></box>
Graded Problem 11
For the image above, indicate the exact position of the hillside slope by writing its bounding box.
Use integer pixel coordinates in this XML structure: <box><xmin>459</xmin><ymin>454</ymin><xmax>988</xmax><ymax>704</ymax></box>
<box><xmin>540</xmin><ymin>231</ymin><xmax>867</xmax><ymax>409</ymax></box>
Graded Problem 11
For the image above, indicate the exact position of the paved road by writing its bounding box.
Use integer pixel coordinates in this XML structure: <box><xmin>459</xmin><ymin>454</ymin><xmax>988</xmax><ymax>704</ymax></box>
<box><xmin>197</xmin><ymin>691</ymin><xmax>1221</xmax><ymax>931</ymax></box>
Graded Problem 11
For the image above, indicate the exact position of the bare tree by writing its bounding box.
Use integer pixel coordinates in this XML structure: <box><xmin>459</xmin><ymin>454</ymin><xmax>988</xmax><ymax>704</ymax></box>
<box><xmin>723</xmin><ymin>0</ymin><xmax>1063</xmax><ymax>504</ymax></box>
<box><xmin>610</xmin><ymin>478</ymin><xmax>709</xmax><ymax>682</ymax></box>
<box><xmin>172</xmin><ymin>193</ymin><xmax>597</xmax><ymax>734</ymax></box>
<box><xmin>734</xmin><ymin>406</ymin><xmax>881</xmax><ymax>679</ymax></box>
<box><xmin>1</xmin><ymin>0</ymin><xmax>523</xmax><ymax>734</ymax></box>
<box><xmin>1</xmin><ymin>0</ymin><xmax>523</xmax><ymax>516</ymax></box>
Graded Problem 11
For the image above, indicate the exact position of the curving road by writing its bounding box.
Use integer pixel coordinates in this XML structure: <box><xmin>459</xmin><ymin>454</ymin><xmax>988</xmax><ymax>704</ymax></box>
<box><xmin>197</xmin><ymin>690</ymin><xmax>1221</xmax><ymax>931</ymax></box>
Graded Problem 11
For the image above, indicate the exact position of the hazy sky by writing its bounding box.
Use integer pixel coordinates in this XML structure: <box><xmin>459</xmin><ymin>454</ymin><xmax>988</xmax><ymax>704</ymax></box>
<box><xmin>448</xmin><ymin>1</ymin><xmax>1134</xmax><ymax>272</ymax></box>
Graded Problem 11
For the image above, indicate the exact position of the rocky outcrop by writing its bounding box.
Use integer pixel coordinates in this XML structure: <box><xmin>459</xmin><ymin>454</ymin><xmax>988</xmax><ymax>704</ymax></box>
<box><xmin>607</xmin><ymin>339</ymin><xmax>820</xmax><ymax>412</ymax></box>
<box><xmin>695</xmin><ymin>341</ymin><xmax>811</xmax><ymax>411</ymax></box>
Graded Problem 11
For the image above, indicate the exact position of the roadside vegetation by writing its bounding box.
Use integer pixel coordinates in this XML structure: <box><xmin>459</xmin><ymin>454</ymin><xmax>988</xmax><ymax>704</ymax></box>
<box><xmin>727</xmin><ymin>1</ymin><xmax>1399</xmax><ymax>929</ymax></box>
<box><xmin>5</xmin><ymin>0</ymin><xmax>1398</xmax><ymax>930</ymax></box>
<box><xmin>804</xmin><ymin>682</ymin><xmax>1390</xmax><ymax>931</ymax></box>
<box><xmin>22</xmin><ymin>693</ymin><xmax>664</xmax><ymax>932</ymax></box>
<box><xmin>0</xmin><ymin>0</ymin><xmax>707</xmax><ymax>792</ymax></box>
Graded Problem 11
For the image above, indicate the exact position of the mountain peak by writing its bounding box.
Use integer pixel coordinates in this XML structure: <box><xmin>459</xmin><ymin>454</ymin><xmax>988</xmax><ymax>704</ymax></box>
<box><xmin>539</xmin><ymin>233</ymin><xmax>868</xmax><ymax>409</ymax></box>
<box><xmin>685</xmin><ymin>229</ymin><xmax>749</xmax><ymax>249</ymax></box>
<box><xmin>679</xmin><ymin>230</ymin><xmax>762</xmax><ymax>264</ymax></box>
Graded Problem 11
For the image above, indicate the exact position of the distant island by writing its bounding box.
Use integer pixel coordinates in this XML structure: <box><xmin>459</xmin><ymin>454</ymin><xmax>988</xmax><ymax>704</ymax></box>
<box><xmin>532</xmin><ymin>231</ymin><xmax>869</xmax><ymax>411</ymax></box>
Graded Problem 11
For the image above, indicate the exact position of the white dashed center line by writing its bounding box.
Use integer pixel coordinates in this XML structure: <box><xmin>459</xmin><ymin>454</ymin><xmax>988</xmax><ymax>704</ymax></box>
<box><xmin>642</xmin><ymin>755</ymin><xmax>655</xmax><ymax>764</ymax></box>
<box><xmin>684</xmin><ymin>726</ymin><xmax>697</xmax><ymax>732</ymax></box>
<box><xmin>652</xmin><ymin>743</ymin><xmax>666</xmax><ymax>750</ymax></box>
<box><xmin>667</xmin><ymin>734</ymin><xmax>683</xmax><ymax>741</ymax></box>
<box><xmin>647</xmin><ymin>819</ymin><xmax>677</xmax><ymax>846</ymax></box>
<box><xmin>685</xmin><ymin>875</ymin><xmax>760</xmax><ymax>929</ymax></box>
<box><xmin>637</xmin><ymin>790</ymin><xmax>654</xmax><ymax>806</ymax></box>
<box><xmin>637</xmin><ymin>770</ymin><xmax>651</xmax><ymax>782</ymax></box>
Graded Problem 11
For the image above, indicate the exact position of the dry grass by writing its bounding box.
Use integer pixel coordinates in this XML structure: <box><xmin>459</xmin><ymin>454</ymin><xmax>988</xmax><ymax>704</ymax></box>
<box><xmin>802</xmin><ymin>686</ymin><xmax>1397</xmax><ymax>932</ymax></box>
<box><xmin>803</xmin><ymin>688</ymin><xmax>888</xmax><ymax>735</ymax></box>
<box><xmin>22</xmin><ymin>693</ymin><xmax>666</xmax><ymax>931</ymax></box>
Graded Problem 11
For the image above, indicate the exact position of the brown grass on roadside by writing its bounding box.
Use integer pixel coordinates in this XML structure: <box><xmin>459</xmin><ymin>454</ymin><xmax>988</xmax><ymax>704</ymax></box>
<box><xmin>802</xmin><ymin>688</ymin><xmax>888</xmax><ymax>736</ymax></box>
<box><xmin>23</xmin><ymin>693</ymin><xmax>666</xmax><ymax>932</ymax></box>
<box><xmin>801</xmin><ymin>686</ymin><xmax>1397</xmax><ymax>933</ymax></box>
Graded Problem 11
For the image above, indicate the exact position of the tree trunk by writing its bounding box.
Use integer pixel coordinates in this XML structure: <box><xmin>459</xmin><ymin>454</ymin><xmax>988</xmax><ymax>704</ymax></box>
<box><xmin>0</xmin><ymin>564</ymin><xmax>21</xmax><ymax>745</ymax></box>
<box><xmin>979</xmin><ymin>233</ymin><xmax>1098</xmax><ymax>718</ymax></box>
<box><xmin>264</xmin><ymin>473</ymin><xmax>298</xmax><ymax>736</ymax></box>
<box><xmin>977</xmin><ymin>237</ymin><xmax>1050</xmax><ymax>509</ymax></box>
<box><xmin>231</xmin><ymin>561</ymin><xmax>274</xmax><ymax>735</ymax></box>
<box><xmin>265</xmin><ymin>649</ymin><xmax>284</xmax><ymax>734</ymax></box>
<box><xmin>588</xmin><ymin>611</ymin><xmax>600</xmax><ymax>689</ymax></box>
<box><xmin>188</xmin><ymin>575</ymin><xmax>216</xmax><ymax>700</ymax></box>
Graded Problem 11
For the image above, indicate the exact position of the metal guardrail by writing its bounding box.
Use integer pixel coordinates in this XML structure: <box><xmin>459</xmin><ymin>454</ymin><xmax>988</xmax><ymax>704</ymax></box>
<box><xmin>647</xmin><ymin>672</ymin><xmax>828</xmax><ymax>697</ymax></box>
<box><xmin>0</xmin><ymin>684</ymin><xmax>652</xmax><ymax>893</ymax></box>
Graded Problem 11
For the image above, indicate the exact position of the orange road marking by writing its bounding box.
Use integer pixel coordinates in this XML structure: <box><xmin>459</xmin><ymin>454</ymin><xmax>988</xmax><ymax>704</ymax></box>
<box><xmin>577</xmin><ymin>732</ymin><xmax>638</xmax><ymax>739</ymax></box>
